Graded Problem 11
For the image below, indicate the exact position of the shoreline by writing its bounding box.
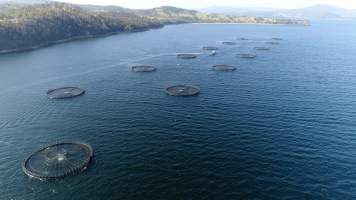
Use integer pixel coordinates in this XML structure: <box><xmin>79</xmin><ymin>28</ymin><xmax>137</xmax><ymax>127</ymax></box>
<box><xmin>193</xmin><ymin>22</ymin><xmax>310</xmax><ymax>26</ymax></box>
<box><xmin>0</xmin><ymin>22</ymin><xmax>306</xmax><ymax>55</ymax></box>
<box><xmin>193</xmin><ymin>22</ymin><xmax>293</xmax><ymax>25</ymax></box>
<box><xmin>0</xmin><ymin>28</ymin><xmax>158</xmax><ymax>55</ymax></box>
<box><xmin>0</xmin><ymin>32</ymin><xmax>120</xmax><ymax>55</ymax></box>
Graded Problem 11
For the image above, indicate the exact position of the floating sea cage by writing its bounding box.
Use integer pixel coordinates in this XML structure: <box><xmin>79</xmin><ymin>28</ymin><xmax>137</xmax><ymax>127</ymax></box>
<box><xmin>272</xmin><ymin>38</ymin><xmax>283</xmax><ymax>40</ymax></box>
<box><xmin>131</xmin><ymin>65</ymin><xmax>156</xmax><ymax>72</ymax></box>
<box><xmin>47</xmin><ymin>87</ymin><xmax>85</xmax><ymax>99</ymax></box>
<box><xmin>212</xmin><ymin>64</ymin><xmax>236</xmax><ymax>71</ymax></box>
<box><xmin>177</xmin><ymin>54</ymin><xmax>198</xmax><ymax>59</ymax></box>
<box><xmin>254</xmin><ymin>47</ymin><xmax>270</xmax><ymax>51</ymax></box>
<box><xmin>202</xmin><ymin>46</ymin><xmax>219</xmax><ymax>51</ymax></box>
<box><xmin>266</xmin><ymin>41</ymin><xmax>280</xmax><ymax>45</ymax></box>
<box><xmin>237</xmin><ymin>37</ymin><xmax>249</xmax><ymax>41</ymax></box>
<box><xmin>222</xmin><ymin>41</ymin><xmax>237</xmax><ymax>45</ymax></box>
<box><xmin>22</xmin><ymin>142</ymin><xmax>94</xmax><ymax>181</ymax></box>
<box><xmin>238</xmin><ymin>54</ymin><xmax>257</xmax><ymax>59</ymax></box>
<box><xmin>165</xmin><ymin>85</ymin><xmax>200</xmax><ymax>96</ymax></box>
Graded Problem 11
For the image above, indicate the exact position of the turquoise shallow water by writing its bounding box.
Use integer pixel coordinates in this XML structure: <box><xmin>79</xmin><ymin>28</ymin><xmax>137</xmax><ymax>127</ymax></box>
<box><xmin>1</xmin><ymin>21</ymin><xmax>356</xmax><ymax>200</ymax></box>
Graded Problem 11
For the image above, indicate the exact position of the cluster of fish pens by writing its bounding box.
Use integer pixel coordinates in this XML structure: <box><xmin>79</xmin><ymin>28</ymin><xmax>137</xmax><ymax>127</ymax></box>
<box><xmin>22</xmin><ymin>36</ymin><xmax>282</xmax><ymax>181</ymax></box>
<box><xmin>132</xmin><ymin>37</ymin><xmax>282</xmax><ymax>96</ymax></box>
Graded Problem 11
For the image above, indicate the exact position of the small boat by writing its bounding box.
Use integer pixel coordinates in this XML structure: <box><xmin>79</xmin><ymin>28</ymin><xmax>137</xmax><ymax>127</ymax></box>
<box><xmin>238</xmin><ymin>37</ymin><xmax>249</xmax><ymax>41</ymax></box>
<box><xmin>210</xmin><ymin>51</ymin><xmax>217</xmax><ymax>56</ymax></box>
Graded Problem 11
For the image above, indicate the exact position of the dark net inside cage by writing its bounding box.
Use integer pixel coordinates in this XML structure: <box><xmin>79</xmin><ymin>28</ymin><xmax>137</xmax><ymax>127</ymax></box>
<box><xmin>22</xmin><ymin>142</ymin><xmax>93</xmax><ymax>181</ymax></box>
<box><xmin>166</xmin><ymin>85</ymin><xmax>200</xmax><ymax>96</ymax></box>
<box><xmin>131</xmin><ymin>65</ymin><xmax>156</xmax><ymax>72</ymax></box>
<box><xmin>47</xmin><ymin>87</ymin><xmax>85</xmax><ymax>99</ymax></box>
<box><xmin>212</xmin><ymin>65</ymin><xmax>236</xmax><ymax>71</ymax></box>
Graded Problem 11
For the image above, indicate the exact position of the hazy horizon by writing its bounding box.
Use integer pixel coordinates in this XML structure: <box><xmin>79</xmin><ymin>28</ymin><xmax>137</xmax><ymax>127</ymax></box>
<box><xmin>54</xmin><ymin>0</ymin><xmax>356</xmax><ymax>9</ymax></box>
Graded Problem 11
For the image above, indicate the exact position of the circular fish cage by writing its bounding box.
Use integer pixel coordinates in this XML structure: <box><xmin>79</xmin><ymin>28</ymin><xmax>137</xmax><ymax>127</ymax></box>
<box><xmin>238</xmin><ymin>53</ymin><xmax>257</xmax><ymax>59</ymax></box>
<box><xmin>266</xmin><ymin>41</ymin><xmax>280</xmax><ymax>45</ymax></box>
<box><xmin>212</xmin><ymin>65</ymin><xmax>236</xmax><ymax>71</ymax></box>
<box><xmin>222</xmin><ymin>41</ymin><xmax>237</xmax><ymax>45</ymax></box>
<box><xmin>177</xmin><ymin>54</ymin><xmax>197</xmax><ymax>59</ymax></box>
<box><xmin>254</xmin><ymin>47</ymin><xmax>270</xmax><ymax>51</ymax></box>
<box><xmin>272</xmin><ymin>37</ymin><xmax>283</xmax><ymax>40</ymax></box>
<box><xmin>47</xmin><ymin>87</ymin><xmax>85</xmax><ymax>99</ymax></box>
<box><xmin>22</xmin><ymin>142</ymin><xmax>93</xmax><ymax>181</ymax></box>
<box><xmin>131</xmin><ymin>65</ymin><xmax>156</xmax><ymax>72</ymax></box>
<box><xmin>165</xmin><ymin>85</ymin><xmax>200</xmax><ymax>97</ymax></box>
<box><xmin>203</xmin><ymin>46</ymin><xmax>219</xmax><ymax>51</ymax></box>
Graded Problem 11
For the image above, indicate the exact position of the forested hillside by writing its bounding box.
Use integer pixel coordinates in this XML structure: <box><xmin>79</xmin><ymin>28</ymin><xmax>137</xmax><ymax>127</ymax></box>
<box><xmin>0</xmin><ymin>2</ymin><xmax>309</xmax><ymax>53</ymax></box>
<box><xmin>0</xmin><ymin>3</ymin><xmax>162</xmax><ymax>53</ymax></box>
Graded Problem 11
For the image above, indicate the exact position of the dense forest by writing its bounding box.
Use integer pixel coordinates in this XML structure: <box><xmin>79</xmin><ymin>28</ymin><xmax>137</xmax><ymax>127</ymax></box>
<box><xmin>0</xmin><ymin>2</ymin><xmax>309</xmax><ymax>53</ymax></box>
<box><xmin>0</xmin><ymin>3</ymin><xmax>163</xmax><ymax>53</ymax></box>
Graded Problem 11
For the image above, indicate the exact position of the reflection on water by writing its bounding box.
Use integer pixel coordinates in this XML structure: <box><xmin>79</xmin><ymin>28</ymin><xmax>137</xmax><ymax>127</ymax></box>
<box><xmin>1</xmin><ymin>22</ymin><xmax>356</xmax><ymax>199</ymax></box>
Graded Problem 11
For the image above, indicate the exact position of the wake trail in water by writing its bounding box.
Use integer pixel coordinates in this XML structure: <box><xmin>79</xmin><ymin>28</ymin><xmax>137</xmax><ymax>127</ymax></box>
<box><xmin>0</xmin><ymin>140</ymin><xmax>12</xmax><ymax>146</ymax></box>
<box><xmin>0</xmin><ymin>51</ymin><xmax>192</xmax><ymax>96</ymax></box>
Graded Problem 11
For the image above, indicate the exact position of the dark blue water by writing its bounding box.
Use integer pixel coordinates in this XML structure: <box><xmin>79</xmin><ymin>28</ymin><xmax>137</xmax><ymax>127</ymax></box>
<box><xmin>1</xmin><ymin>21</ymin><xmax>356</xmax><ymax>200</ymax></box>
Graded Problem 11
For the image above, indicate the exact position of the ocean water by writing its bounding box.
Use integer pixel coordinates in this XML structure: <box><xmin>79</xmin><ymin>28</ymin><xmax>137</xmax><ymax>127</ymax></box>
<box><xmin>1</xmin><ymin>21</ymin><xmax>356</xmax><ymax>200</ymax></box>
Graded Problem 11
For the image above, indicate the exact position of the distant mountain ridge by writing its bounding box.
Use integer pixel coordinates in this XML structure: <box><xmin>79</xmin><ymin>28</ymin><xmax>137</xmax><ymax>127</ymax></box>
<box><xmin>0</xmin><ymin>2</ymin><xmax>308</xmax><ymax>54</ymax></box>
<box><xmin>0</xmin><ymin>0</ymin><xmax>51</xmax><ymax>4</ymax></box>
<box><xmin>200</xmin><ymin>4</ymin><xmax>356</xmax><ymax>20</ymax></box>
<box><xmin>76</xmin><ymin>5</ymin><xmax>307</xmax><ymax>24</ymax></box>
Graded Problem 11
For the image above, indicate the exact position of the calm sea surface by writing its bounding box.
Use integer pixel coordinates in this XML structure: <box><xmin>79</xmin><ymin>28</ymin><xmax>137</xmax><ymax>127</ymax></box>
<box><xmin>1</xmin><ymin>21</ymin><xmax>356</xmax><ymax>200</ymax></box>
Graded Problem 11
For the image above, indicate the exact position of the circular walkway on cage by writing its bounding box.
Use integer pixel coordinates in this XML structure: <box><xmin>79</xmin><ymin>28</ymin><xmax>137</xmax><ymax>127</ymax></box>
<box><xmin>212</xmin><ymin>64</ymin><xmax>236</xmax><ymax>71</ymax></box>
<box><xmin>203</xmin><ymin>46</ymin><xmax>219</xmax><ymax>51</ymax></box>
<box><xmin>177</xmin><ymin>54</ymin><xmax>197</xmax><ymax>59</ymax></box>
<box><xmin>131</xmin><ymin>65</ymin><xmax>157</xmax><ymax>72</ymax></box>
<box><xmin>22</xmin><ymin>142</ymin><xmax>93</xmax><ymax>181</ymax></box>
<box><xmin>47</xmin><ymin>87</ymin><xmax>85</xmax><ymax>99</ymax></box>
<box><xmin>165</xmin><ymin>85</ymin><xmax>200</xmax><ymax>97</ymax></box>
<box><xmin>222</xmin><ymin>41</ymin><xmax>237</xmax><ymax>45</ymax></box>
<box><xmin>238</xmin><ymin>53</ymin><xmax>257</xmax><ymax>59</ymax></box>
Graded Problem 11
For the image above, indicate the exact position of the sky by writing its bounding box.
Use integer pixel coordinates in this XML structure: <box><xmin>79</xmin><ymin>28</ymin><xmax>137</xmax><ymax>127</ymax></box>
<box><xmin>57</xmin><ymin>0</ymin><xmax>356</xmax><ymax>9</ymax></box>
